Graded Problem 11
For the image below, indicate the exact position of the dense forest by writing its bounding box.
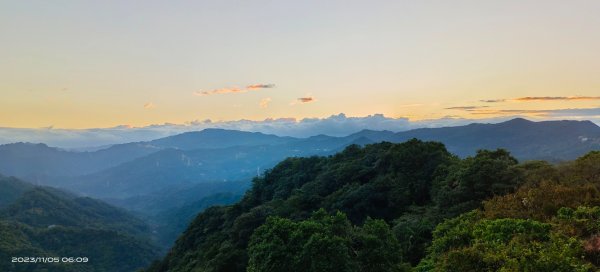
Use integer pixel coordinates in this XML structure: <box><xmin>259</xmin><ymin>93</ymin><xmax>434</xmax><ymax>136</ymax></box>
<box><xmin>148</xmin><ymin>139</ymin><xmax>600</xmax><ymax>271</ymax></box>
<box><xmin>0</xmin><ymin>176</ymin><xmax>160</xmax><ymax>272</ymax></box>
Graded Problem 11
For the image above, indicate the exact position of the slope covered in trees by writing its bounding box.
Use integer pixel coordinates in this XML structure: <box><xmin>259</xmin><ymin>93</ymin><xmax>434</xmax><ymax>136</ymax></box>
<box><xmin>150</xmin><ymin>193</ymin><xmax>242</xmax><ymax>250</ymax></box>
<box><xmin>149</xmin><ymin>140</ymin><xmax>532</xmax><ymax>271</ymax></box>
<box><xmin>418</xmin><ymin>151</ymin><xmax>600</xmax><ymax>271</ymax></box>
<box><xmin>0</xmin><ymin>176</ymin><xmax>160</xmax><ymax>272</ymax></box>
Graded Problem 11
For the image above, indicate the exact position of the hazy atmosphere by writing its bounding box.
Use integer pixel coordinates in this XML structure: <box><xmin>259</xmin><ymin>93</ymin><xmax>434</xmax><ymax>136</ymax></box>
<box><xmin>2</xmin><ymin>0</ymin><xmax>599</xmax><ymax>131</ymax></box>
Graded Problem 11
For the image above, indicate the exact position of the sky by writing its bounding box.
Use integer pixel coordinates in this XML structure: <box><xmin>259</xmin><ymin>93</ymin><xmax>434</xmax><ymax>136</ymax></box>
<box><xmin>1</xmin><ymin>0</ymin><xmax>600</xmax><ymax>131</ymax></box>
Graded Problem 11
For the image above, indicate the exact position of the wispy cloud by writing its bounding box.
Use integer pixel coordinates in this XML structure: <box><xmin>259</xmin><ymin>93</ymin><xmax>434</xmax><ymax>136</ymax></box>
<box><xmin>445</xmin><ymin>106</ymin><xmax>489</xmax><ymax>110</ymax></box>
<box><xmin>298</xmin><ymin>97</ymin><xmax>315</xmax><ymax>103</ymax></box>
<box><xmin>480</xmin><ymin>99</ymin><xmax>506</xmax><ymax>103</ymax></box>
<box><xmin>480</xmin><ymin>96</ymin><xmax>600</xmax><ymax>103</ymax></box>
<box><xmin>143</xmin><ymin>102</ymin><xmax>155</xmax><ymax>109</ymax></box>
<box><xmin>468</xmin><ymin>109</ymin><xmax>549</xmax><ymax>115</ymax></box>
<box><xmin>446</xmin><ymin>106</ymin><xmax>551</xmax><ymax>116</ymax></box>
<box><xmin>453</xmin><ymin>107</ymin><xmax>600</xmax><ymax>119</ymax></box>
<box><xmin>543</xmin><ymin>107</ymin><xmax>600</xmax><ymax>117</ymax></box>
<box><xmin>195</xmin><ymin>83</ymin><xmax>276</xmax><ymax>96</ymax></box>
<box><xmin>194</xmin><ymin>88</ymin><xmax>244</xmax><ymax>96</ymax></box>
<box><xmin>259</xmin><ymin>98</ymin><xmax>272</xmax><ymax>108</ymax></box>
<box><xmin>247</xmin><ymin>84</ymin><xmax>275</xmax><ymax>90</ymax></box>
<box><xmin>513</xmin><ymin>96</ymin><xmax>600</xmax><ymax>101</ymax></box>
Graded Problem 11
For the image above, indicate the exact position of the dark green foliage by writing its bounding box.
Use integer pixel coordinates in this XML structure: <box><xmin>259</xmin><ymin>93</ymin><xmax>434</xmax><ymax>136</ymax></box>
<box><xmin>568</xmin><ymin>151</ymin><xmax>600</xmax><ymax>182</ymax></box>
<box><xmin>353</xmin><ymin>216</ymin><xmax>410</xmax><ymax>272</ymax></box>
<box><xmin>433</xmin><ymin>149</ymin><xmax>520</xmax><ymax>217</ymax></box>
<box><xmin>556</xmin><ymin>206</ymin><xmax>600</xmax><ymax>266</ymax></box>
<box><xmin>0</xmin><ymin>175</ymin><xmax>33</xmax><ymax>208</ymax></box>
<box><xmin>0</xmin><ymin>176</ymin><xmax>160</xmax><ymax>272</ymax></box>
<box><xmin>419</xmin><ymin>151</ymin><xmax>600</xmax><ymax>271</ymax></box>
<box><xmin>418</xmin><ymin>211</ymin><xmax>592</xmax><ymax>272</ymax></box>
<box><xmin>247</xmin><ymin>210</ymin><xmax>355</xmax><ymax>272</ymax></box>
<box><xmin>150</xmin><ymin>140</ymin><xmax>510</xmax><ymax>271</ymax></box>
<box><xmin>150</xmin><ymin>141</ymin><xmax>600</xmax><ymax>272</ymax></box>
<box><xmin>392</xmin><ymin>206</ymin><xmax>441</xmax><ymax>265</ymax></box>
<box><xmin>1</xmin><ymin>188</ymin><xmax>150</xmax><ymax>237</ymax></box>
<box><xmin>515</xmin><ymin>160</ymin><xmax>560</xmax><ymax>187</ymax></box>
<box><xmin>0</xmin><ymin>220</ymin><xmax>159</xmax><ymax>272</ymax></box>
<box><xmin>557</xmin><ymin>206</ymin><xmax>600</xmax><ymax>235</ymax></box>
<box><xmin>482</xmin><ymin>150</ymin><xmax>600</xmax><ymax>222</ymax></box>
<box><xmin>247</xmin><ymin>209</ymin><xmax>407</xmax><ymax>272</ymax></box>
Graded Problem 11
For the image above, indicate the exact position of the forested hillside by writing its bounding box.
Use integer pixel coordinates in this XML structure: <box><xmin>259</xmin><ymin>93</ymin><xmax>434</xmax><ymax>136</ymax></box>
<box><xmin>150</xmin><ymin>193</ymin><xmax>242</xmax><ymax>249</ymax></box>
<box><xmin>0</xmin><ymin>176</ymin><xmax>160</xmax><ymax>272</ymax></box>
<box><xmin>417</xmin><ymin>151</ymin><xmax>600</xmax><ymax>271</ymax></box>
<box><xmin>148</xmin><ymin>140</ymin><xmax>600</xmax><ymax>271</ymax></box>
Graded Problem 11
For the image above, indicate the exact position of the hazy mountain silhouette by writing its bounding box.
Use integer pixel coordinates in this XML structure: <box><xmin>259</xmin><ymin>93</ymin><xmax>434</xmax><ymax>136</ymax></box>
<box><xmin>1</xmin><ymin>118</ymin><xmax>598</xmax><ymax>203</ymax></box>
<box><xmin>149</xmin><ymin>128</ymin><xmax>295</xmax><ymax>150</ymax></box>
<box><xmin>0</xmin><ymin>142</ymin><xmax>160</xmax><ymax>182</ymax></box>
<box><xmin>390</xmin><ymin>118</ymin><xmax>600</xmax><ymax>161</ymax></box>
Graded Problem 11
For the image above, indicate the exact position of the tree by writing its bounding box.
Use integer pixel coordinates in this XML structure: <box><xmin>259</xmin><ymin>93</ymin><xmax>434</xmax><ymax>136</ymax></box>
<box><xmin>418</xmin><ymin>210</ymin><xmax>593</xmax><ymax>272</ymax></box>
<box><xmin>433</xmin><ymin>149</ymin><xmax>521</xmax><ymax>217</ymax></box>
<box><xmin>247</xmin><ymin>209</ymin><xmax>407</xmax><ymax>272</ymax></box>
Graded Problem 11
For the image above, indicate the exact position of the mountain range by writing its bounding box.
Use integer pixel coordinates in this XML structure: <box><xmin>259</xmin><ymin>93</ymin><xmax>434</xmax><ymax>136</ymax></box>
<box><xmin>1</xmin><ymin>118</ymin><xmax>600</xmax><ymax>271</ymax></box>
<box><xmin>0</xmin><ymin>118</ymin><xmax>598</xmax><ymax>214</ymax></box>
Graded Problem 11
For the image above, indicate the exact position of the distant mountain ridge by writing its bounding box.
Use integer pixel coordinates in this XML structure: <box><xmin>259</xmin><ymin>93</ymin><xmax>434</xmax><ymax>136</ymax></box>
<box><xmin>0</xmin><ymin>118</ymin><xmax>598</xmax><ymax>203</ymax></box>
<box><xmin>0</xmin><ymin>142</ymin><xmax>161</xmax><ymax>181</ymax></box>
<box><xmin>149</xmin><ymin>128</ymin><xmax>295</xmax><ymax>150</ymax></box>
<box><xmin>391</xmin><ymin>118</ymin><xmax>600</xmax><ymax>161</ymax></box>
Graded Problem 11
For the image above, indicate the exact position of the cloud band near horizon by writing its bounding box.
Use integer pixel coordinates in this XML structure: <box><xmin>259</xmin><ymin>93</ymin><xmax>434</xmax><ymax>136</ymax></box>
<box><xmin>481</xmin><ymin>96</ymin><xmax>600</xmax><ymax>103</ymax></box>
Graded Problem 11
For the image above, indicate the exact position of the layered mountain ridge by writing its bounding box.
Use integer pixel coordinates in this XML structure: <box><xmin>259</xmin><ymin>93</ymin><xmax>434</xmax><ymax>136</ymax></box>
<box><xmin>0</xmin><ymin>118</ymin><xmax>598</xmax><ymax>209</ymax></box>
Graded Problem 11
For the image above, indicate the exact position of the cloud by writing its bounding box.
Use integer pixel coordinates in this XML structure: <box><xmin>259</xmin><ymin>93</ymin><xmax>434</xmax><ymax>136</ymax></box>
<box><xmin>513</xmin><ymin>96</ymin><xmax>600</xmax><ymax>101</ymax></box>
<box><xmin>195</xmin><ymin>83</ymin><xmax>276</xmax><ymax>96</ymax></box>
<box><xmin>467</xmin><ymin>109</ymin><xmax>549</xmax><ymax>115</ymax></box>
<box><xmin>0</xmin><ymin>114</ymin><xmax>411</xmax><ymax>147</ymax></box>
<box><xmin>143</xmin><ymin>102</ymin><xmax>155</xmax><ymax>109</ymax></box>
<box><xmin>440</xmin><ymin>104</ymin><xmax>600</xmax><ymax>120</ymax></box>
<box><xmin>194</xmin><ymin>88</ymin><xmax>244</xmax><ymax>96</ymax></box>
<box><xmin>457</xmin><ymin>107</ymin><xmax>600</xmax><ymax>120</ymax></box>
<box><xmin>445</xmin><ymin>106</ymin><xmax>489</xmax><ymax>110</ymax></box>
<box><xmin>447</xmin><ymin>106</ymin><xmax>553</xmax><ymax>116</ymax></box>
<box><xmin>247</xmin><ymin>84</ymin><xmax>275</xmax><ymax>90</ymax></box>
<box><xmin>259</xmin><ymin>98</ymin><xmax>272</xmax><ymax>108</ymax></box>
<box><xmin>298</xmin><ymin>97</ymin><xmax>315</xmax><ymax>103</ymax></box>
<box><xmin>543</xmin><ymin>107</ymin><xmax>600</xmax><ymax>117</ymax></box>
<box><xmin>479</xmin><ymin>96</ymin><xmax>600</xmax><ymax>103</ymax></box>
<box><xmin>480</xmin><ymin>99</ymin><xmax>506</xmax><ymax>103</ymax></box>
